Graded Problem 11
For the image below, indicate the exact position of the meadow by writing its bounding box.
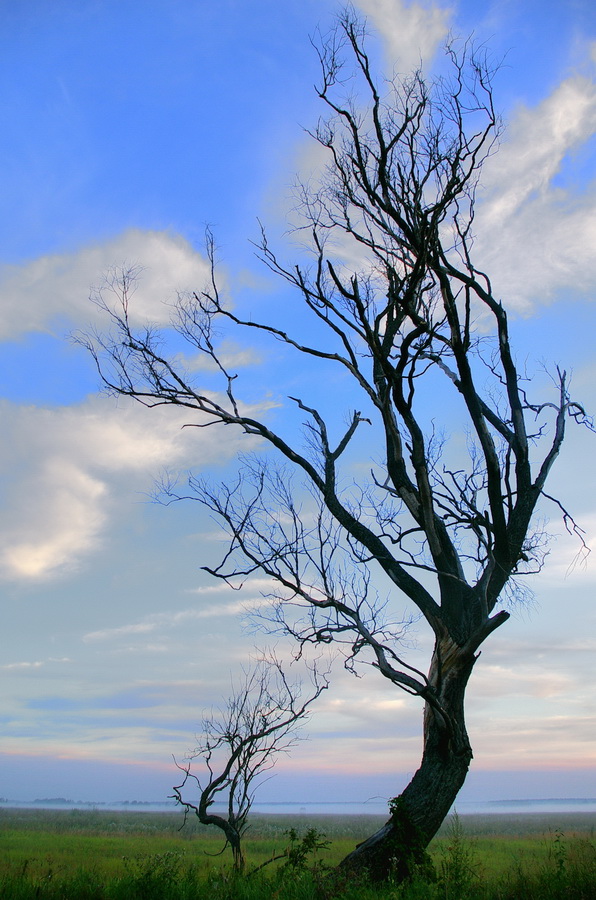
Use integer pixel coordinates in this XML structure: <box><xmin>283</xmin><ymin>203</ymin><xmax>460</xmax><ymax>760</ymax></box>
<box><xmin>1</xmin><ymin>806</ymin><xmax>595</xmax><ymax>898</ymax></box>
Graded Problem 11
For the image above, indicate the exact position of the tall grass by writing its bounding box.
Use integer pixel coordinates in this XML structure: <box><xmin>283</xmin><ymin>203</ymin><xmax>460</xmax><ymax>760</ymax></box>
<box><xmin>1</xmin><ymin>808</ymin><xmax>595</xmax><ymax>898</ymax></box>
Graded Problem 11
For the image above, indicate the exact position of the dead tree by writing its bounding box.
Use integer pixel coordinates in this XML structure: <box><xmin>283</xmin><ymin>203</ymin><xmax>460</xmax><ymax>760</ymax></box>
<box><xmin>81</xmin><ymin>10</ymin><xmax>591</xmax><ymax>880</ymax></box>
<box><xmin>171</xmin><ymin>655</ymin><xmax>327</xmax><ymax>872</ymax></box>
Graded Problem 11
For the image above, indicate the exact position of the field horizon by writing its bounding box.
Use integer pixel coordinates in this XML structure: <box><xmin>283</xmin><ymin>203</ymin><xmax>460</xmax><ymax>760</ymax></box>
<box><xmin>3</xmin><ymin>796</ymin><xmax>596</xmax><ymax>816</ymax></box>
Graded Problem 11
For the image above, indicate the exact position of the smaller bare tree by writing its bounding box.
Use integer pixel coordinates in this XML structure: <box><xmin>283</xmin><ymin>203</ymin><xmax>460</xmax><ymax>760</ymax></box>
<box><xmin>171</xmin><ymin>653</ymin><xmax>328</xmax><ymax>872</ymax></box>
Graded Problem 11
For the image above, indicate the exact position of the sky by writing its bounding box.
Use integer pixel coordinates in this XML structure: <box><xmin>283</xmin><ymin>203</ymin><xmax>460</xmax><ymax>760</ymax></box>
<box><xmin>1</xmin><ymin>0</ymin><xmax>596</xmax><ymax>808</ymax></box>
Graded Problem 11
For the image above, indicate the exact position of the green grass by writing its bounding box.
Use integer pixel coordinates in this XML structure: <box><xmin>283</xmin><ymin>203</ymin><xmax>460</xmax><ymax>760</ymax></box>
<box><xmin>0</xmin><ymin>808</ymin><xmax>384</xmax><ymax>876</ymax></box>
<box><xmin>1</xmin><ymin>807</ymin><xmax>595</xmax><ymax>898</ymax></box>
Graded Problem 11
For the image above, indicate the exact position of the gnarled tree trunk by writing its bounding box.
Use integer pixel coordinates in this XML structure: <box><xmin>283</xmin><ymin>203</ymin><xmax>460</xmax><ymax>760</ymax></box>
<box><xmin>339</xmin><ymin>636</ymin><xmax>477</xmax><ymax>881</ymax></box>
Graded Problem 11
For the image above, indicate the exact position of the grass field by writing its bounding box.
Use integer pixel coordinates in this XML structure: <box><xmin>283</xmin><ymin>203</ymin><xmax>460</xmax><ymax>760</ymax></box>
<box><xmin>1</xmin><ymin>806</ymin><xmax>595</xmax><ymax>898</ymax></box>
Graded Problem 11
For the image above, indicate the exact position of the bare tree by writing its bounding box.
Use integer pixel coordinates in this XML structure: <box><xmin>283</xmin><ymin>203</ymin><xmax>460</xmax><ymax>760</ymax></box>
<box><xmin>171</xmin><ymin>654</ymin><xmax>327</xmax><ymax>872</ymax></box>
<box><xmin>81</xmin><ymin>10</ymin><xmax>591</xmax><ymax>879</ymax></box>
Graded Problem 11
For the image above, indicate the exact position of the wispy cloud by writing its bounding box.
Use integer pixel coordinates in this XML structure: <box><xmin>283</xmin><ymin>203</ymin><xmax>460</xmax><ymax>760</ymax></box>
<box><xmin>0</xmin><ymin>657</ymin><xmax>70</xmax><ymax>670</ymax></box>
<box><xmin>474</xmin><ymin>69</ymin><xmax>596</xmax><ymax>311</ymax></box>
<box><xmin>471</xmin><ymin>663</ymin><xmax>574</xmax><ymax>700</ymax></box>
<box><xmin>1</xmin><ymin>661</ymin><xmax>43</xmax><ymax>670</ymax></box>
<box><xmin>0</xmin><ymin>229</ymin><xmax>213</xmax><ymax>340</ymax></box>
<box><xmin>180</xmin><ymin>340</ymin><xmax>262</xmax><ymax>373</ymax></box>
<box><xmin>354</xmin><ymin>0</ymin><xmax>451</xmax><ymax>71</ymax></box>
<box><xmin>187</xmin><ymin>576</ymin><xmax>281</xmax><ymax>595</ymax></box>
<box><xmin>84</xmin><ymin>623</ymin><xmax>158</xmax><ymax>642</ymax></box>
<box><xmin>82</xmin><ymin>599</ymin><xmax>259</xmax><ymax>643</ymax></box>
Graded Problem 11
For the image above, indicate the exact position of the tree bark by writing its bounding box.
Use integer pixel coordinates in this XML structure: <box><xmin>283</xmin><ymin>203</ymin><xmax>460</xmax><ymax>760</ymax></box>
<box><xmin>338</xmin><ymin>635</ymin><xmax>476</xmax><ymax>881</ymax></box>
<box><xmin>230</xmin><ymin>835</ymin><xmax>245</xmax><ymax>874</ymax></box>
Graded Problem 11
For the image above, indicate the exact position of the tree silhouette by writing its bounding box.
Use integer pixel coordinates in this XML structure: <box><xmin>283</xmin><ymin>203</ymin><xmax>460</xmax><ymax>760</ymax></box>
<box><xmin>171</xmin><ymin>654</ymin><xmax>327</xmax><ymax>872</ymax></box>
<box><xmin>82</xmin><ymin>10</ymin><xmax>591</xmax><ymax>879</ymax></box>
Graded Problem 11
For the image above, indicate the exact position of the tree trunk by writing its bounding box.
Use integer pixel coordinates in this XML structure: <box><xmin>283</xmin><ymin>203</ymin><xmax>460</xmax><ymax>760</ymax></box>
<box><xmin>338</xmin><ymin>636</ymin><xmax>476</xmax><ymax>882</ymax></box>
<box><xmin>231</xmin><ymin>837</ymin><xmax>245</xmax><ymax>874</ymax></box>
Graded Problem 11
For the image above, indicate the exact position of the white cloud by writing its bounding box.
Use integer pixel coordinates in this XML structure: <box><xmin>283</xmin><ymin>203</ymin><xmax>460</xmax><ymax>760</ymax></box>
<box><xmin>83</xmin><ymin>622</ymin><xmax>158</xmax><ymax>643</ymax></box>
<box><xmin>471</xmin><ymin>662</ymin><xmax>575</xmax><ymax>700</ymax></box>
<box><xmin>0</xmin><ymin>394</ymin><xmax>260</xmax><ymax>582</ymax></box>
<box><xmin>0</xmin><ymin>459</ymin><xmax>107</xmax><ymax>579</ymax></box>
<box><xmin>0</xmin><ymin>226</ymin><xmax>278</xmax><ymax>583</ymax></box>
<box><xmin>297</xmin><ymin>14</ymin><xmax>596</xmax><ymax>319</ymax></box>
<box><xmin>187</xmin><ymin>582</ymin><xmax>240</xmax><ymax>595</ymax></box>
<box><xmin>471</xmin><ymin>714</ymin><xmax>596</xmax><ymax>768</ymax></box>
<box><xmin>187</xmin><ymin>576</ymin><xmax>282</xmax><ymax>595</ymax></box>
<box><xmin>0</xmin><ymin>657</ymin><xmax>70</xmax><ymax>670</ymax></box>
<box><xmin>474</xmin><ymin>71</ymin><xmax>596</xmax><ymax>311</ymax></box>
<box><xmin>179</xmin><ymin>340</ymin><xmax>261</xmax><ymax>373</ymax></box>
<box><xmin>354</xmin><ymin>0</ymin><xmax>451</xmax><ymax>72</ymax></box>
<box><xmin>1</xmin><ymin>661</ymin><xmax>43</xmax><ymax>670</ymax></box>
<box><xmin>83</xmin><ymin>586</ymin><xmax>279</xmax><ymax>643</ymax></box>
<box><xmin>0</xmin><ymin>229</ymin><xmax>213</xmax><ymax>340</ymax></box>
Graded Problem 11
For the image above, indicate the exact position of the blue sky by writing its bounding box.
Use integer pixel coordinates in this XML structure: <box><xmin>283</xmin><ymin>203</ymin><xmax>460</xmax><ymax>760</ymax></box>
<box><xmin>1</xmin><ymin>0</ymin><xmax>596</xmax><ymax>806</ymax></box>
